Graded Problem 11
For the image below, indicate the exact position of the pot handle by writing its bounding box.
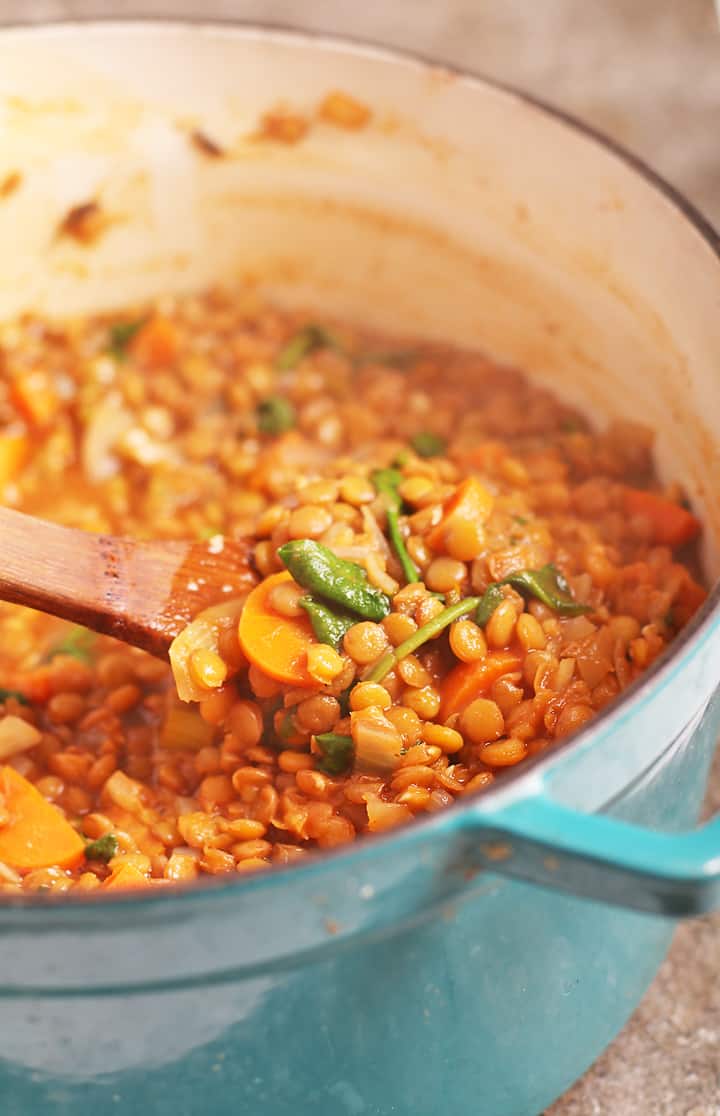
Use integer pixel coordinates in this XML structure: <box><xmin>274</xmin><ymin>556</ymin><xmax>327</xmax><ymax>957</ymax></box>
<box><xmin>463</xmin><ymin>790</ymin><xmax>720</xmax><ymax>917</ymax></box>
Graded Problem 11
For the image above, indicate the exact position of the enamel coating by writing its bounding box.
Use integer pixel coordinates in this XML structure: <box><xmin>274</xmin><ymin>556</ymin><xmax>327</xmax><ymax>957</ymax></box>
<box><xmin>1</xmin><ymin>22</ymin><xmax>720</xmax><ymax>1116</ymax></box>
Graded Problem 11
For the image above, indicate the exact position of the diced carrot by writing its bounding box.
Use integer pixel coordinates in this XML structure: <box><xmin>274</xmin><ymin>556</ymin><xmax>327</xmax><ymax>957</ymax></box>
<box><xmin>129</xmin><ymin>315</ymin><xmax>179</xmax><ymax>368</ymax></box>
<box><xmin>623</xmin><ymin>487</ymin><xmax>700</xmax><ymax>548</ymax></box>
<box><xmin>0</xmin><ymin>433</ymin><xmax>29</xmax><ymax>488</ymax></box>
<box><xmin>104</xmin><ymin>862</ymin><xmax>153</xmax><ymax>890</ymax></box>
<box><xmin>0</xmin><ymin>666</ymin><xmax>53</xmax><ymax>704</ymax></box>
<box><xmin>440</xmin><ymin>651</ymin><xmax>523</xmax><ymax>721</ymax></box>
<box><xmin>10</xmin><ymin>370</ymin><xmax>59</xmax><ymax>427</ymax></box>
<box><xmin>238</xmin><ymin>571</ymin><xmax>317</xmax><ymax>687</ymax></box>
<box><xmin>0</xmin><ymin>765</ymin><xmax>85</xmax><ymax>871</ymax></box>
<box><xmin>426</xmin><ymin>477</ymin><xmax>494</xmax><ymax>553</ymax></box>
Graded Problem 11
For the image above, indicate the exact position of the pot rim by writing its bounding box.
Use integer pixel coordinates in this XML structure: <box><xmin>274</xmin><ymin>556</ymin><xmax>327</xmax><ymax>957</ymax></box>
<box><xmin>0</xmin><ymin>17</ymin><xmax>718</xmax><ymax>914</ymax></box>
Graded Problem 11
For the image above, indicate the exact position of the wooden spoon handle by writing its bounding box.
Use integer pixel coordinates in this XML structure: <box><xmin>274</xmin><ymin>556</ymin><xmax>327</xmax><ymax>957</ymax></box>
<box><xmin>0</xmin><ymin>506</ymin><xmax>180</xmax><ymax>652</ymax></box>
<box><xmin>0</xmin><ymin>507</ymin><xmax>256</xmax><ymax>657</ymax></box>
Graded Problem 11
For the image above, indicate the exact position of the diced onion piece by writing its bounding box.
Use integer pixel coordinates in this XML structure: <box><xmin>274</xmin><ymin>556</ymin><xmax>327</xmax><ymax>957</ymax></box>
<box><xmin>170</xmin><ymin>597</ymin><xmax>248</xmax><ymax>702</ymax></box>
<box><xmin>351</xmin><ymin>707</ymin><xmax>404</xmax><ymax>772</ymax></box>
<box><xmin>364</xmin><ymin>796</ymin><xmax>413</xmax><ymax>832</ymax></box>
<box><xmin>0</xmin><ymin>715</ymin><xmax>41</xmax><ymax>760</ymax></box>
<box><xmin>81</xmin><ymin>392</ymin><xmax>134</xmax><ymax>482</ymax></box>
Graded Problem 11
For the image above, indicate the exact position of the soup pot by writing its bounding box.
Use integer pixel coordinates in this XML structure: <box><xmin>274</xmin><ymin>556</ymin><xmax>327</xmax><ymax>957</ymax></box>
<box><xmin>1</xmin><ymin>21</ymin><xmax>720</xmax><ymax>1116</ymax></box>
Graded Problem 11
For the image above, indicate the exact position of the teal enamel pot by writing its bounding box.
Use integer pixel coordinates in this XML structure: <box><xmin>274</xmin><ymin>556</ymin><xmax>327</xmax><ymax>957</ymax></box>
<box><xmin>1</xmin><ymin>21</ymin><xmax>720</xmax><ymax>1116</ymax></box>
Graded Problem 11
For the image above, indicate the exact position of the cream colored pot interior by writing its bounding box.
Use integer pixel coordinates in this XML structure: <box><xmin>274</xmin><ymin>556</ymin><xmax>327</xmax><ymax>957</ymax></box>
<box><xmin>1</xmin><ymin>23</ymin><xmax>719</xmax><ymax>572</ymax></box>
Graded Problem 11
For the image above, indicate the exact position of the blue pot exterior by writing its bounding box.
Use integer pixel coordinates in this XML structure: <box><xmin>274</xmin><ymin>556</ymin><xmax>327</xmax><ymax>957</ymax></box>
<box><xmin>0</xmin><ymin>21</ymin><xmax>719</xmax><ymax>1116</ymax></box>
<box><xmin>3</xmin><ymin>685</ymin><xmax>719</xmax><ymax>1116</ymax></box>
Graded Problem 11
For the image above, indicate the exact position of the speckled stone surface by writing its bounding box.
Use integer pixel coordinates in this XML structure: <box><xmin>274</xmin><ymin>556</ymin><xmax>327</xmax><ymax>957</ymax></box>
<box><xmin>1</xmin><ymin>3</ymin><xmax>719</xmax><ymax>1113</ymax></box>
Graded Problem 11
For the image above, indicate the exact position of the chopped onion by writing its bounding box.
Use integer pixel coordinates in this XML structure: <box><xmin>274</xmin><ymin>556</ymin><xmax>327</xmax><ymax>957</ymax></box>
<box><xmin>0</xmin><ymin>715</ymin><xmax>41</xmax><ymax>761</ymax></box>
<box><xmin>81</xmin><ymin>392</ymin><xmax>134</xmax><ymax>482</ymax></box>
<box><xmin>364</xmin><ymin>796</ymin><xmax>413</xmax><ymax>832</ymax></box>
<box><xmin>351</xmin><ymin>707</ymin><xmax>404</xmax><ymax>773</ymax></box>
<box><xmin>169</xmin><ymin>597</ymin><xmax>247</xmax><ymax>702</ymax></box>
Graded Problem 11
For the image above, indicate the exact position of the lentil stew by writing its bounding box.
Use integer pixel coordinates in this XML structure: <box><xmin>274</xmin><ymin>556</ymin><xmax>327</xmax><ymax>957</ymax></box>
<box><xmin>0</xmin><ymin>289</ymin><xmax>706</xmax><ymax>892</ymax></box>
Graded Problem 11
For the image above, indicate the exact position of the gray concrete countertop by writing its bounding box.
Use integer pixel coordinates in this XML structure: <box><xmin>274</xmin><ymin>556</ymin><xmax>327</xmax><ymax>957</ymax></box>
<box><xmin>1</xmin><ymin>2</ymin><xmax>719</xmax><ymax>1112</ymax></box>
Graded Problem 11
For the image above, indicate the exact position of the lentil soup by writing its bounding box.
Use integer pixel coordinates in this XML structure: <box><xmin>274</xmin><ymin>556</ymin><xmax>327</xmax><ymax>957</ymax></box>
<box><xmin>0</xmin><ymin>289</ymin><xmax>706</xmax><ymax>893</ymax></box>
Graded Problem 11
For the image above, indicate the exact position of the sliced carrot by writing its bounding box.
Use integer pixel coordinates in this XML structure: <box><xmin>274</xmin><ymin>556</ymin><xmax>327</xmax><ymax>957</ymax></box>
<box><xmin>0</xmin><ymin>433</ymin><xmax>29</xmax><ymax>488</ymax></box>
<box><xmin>10</xmin><ymin>370</ymin><xmax>59</xmax><ymax>427</ymax></box>
<box><xmin>426</xmin><ymin>477</ymin><xmax>494</xmax><ymax>553</ymax></box>
<box><xmin>104</xmin><ymin>862</ymin><xmax>153</xmax><ymax>890</ymax></box>
<box><xmin>0</xmin><ymin>765</ymin><xmax>85</xmax><ymax>871</ymax></box>
<box><xmin>129</xmin><ymin>315</ymin><xmax>179</xmax><ymax>368</ymax></box>
<box><xmin>238</xmin><ymin>571</ymin><xmax>317</xmax><ymax>687</ymax></box>
<box><xmin>623</xmin><ymin>487</ymin><xmax>700</xmax><ymax>548</ymax></box>
<box><xmin>440</xmin><ymin>651</ymin><xmax>522</xmax><ymax>721</ymax></box>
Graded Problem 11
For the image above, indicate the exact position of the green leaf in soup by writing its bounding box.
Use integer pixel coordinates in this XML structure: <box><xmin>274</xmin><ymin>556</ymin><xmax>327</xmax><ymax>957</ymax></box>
<box><xmin>370</xmin><ymin>468</ymin><xmax>420</xmax><ymax>585</ymax></box>
<box><xmin>503</xmin><ymin>564</ymin><xmax>591</xmax><ymax>616</ymax></box>
<box><xmin>45</xmin><ymin>626</ymin><xmax>95</xmax><ymax>662</ymax></box>
<box><xmin>0</xmin><ymin>688</ymin><xmax>28</xmax><ymax>705</ymax></box>
<box><xmin>107</xmin><ymin>317</ymin><xmax>147</xmax><ymax>359</ymax></box>
<box><xmin>315</xmin><ymin>733</ymin><xmax>354</xmax><ymax>775</ymax></box>
<box><xmin>370</xmin><ymin>468</ymin><xmax>404</xmax><ymax>514</ymax></box>
<box><xmin>475</xmin><ymin>584</ymin><xmax>506</xmax><ymax>628</ymax></box>
<box><xmin>277</xmin><ymin>539</ymin><xmax>390</xmax><ymax>621</ymax></box>
<box><xmin>299</xmin><ymin>596</ymin><xmax>356</xmax><ymax>650</ymax></box>
<box><xmin>256</xmin><ymin>396</ymin><xmax>296</xmax><ymax>435</ymax></box>
<box><xmin>274</xmin><ymin>325</ymin><xmax>342</xmax><ymax>371</ymax></box>
<box><xmin>84</xmin><ymin>833</ymin><xmax>118</xmax><ymax>863</ymax></box>
<box><xmin>410</xmin><ymin>431</ymin><xmax>447</xmax><ymax>458</ymax></box>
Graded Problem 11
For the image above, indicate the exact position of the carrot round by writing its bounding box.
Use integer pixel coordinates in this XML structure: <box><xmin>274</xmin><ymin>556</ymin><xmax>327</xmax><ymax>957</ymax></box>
<box><xmin>238</xmin><ymin>571</ymin><xmax>317</xmax><ymax>686</ymax></box>
<box><xmin>130</xmin><ymin>315</ymin><xmax>179</xmax><ymax>368</ymax></box>
<box><xmin>0</xmin><ymin>765</ymin><xmax>85</xmax><ymax>871</ymax></box>
<box><xmin>426</xmin><ymin>477</ymin><xmax>494</xmax><ymax>552</ymax></box>
<box><xmin>623</xmin><ymin>487</ymin><xmax>700</xmax><ymax>548</ymax></box>
<box><xmin>440</xmin><ymin>651</ymin><xmax>522</xmax><ymax>721</ymax></box>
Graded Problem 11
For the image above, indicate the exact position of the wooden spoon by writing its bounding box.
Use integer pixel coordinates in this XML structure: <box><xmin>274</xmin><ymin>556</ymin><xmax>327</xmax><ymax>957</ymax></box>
<box><xmin>0</xmin><ymin>506</ymin><xmax>258</xmax><ymax>658</ymax></box>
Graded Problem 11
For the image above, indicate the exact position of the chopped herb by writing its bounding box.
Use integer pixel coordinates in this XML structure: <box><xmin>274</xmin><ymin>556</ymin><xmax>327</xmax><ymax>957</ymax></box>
<box><xmin>107</xmin><ymin>317</ymin><xmax>147</xmax><ymax>359</ymax></box>
<box><xmin>84</xmin><ymin>833</ymin><xmax>118</xmax><ymax>863</ymax></box>
<box><xmin>475</xmin><ymin>584</ymin><xmax>506</xmax><ymax>627</ymax></box>
<box><xmin>371</xmin><ymin>468</ymin><xmax>420</xmax><ymax>585</ymax></box>
<box><xmin>410</xmin><ymin>431</ymin><xmax>447</xmax><ymax>458</ymax></box>
<box><xmin>45</xmin><ymin>626</ymin><xmax>95</xmax><ymax>663</ymax></box>
<box><xmin>337</xmin><ymin>685</ymin><xmax>353</xmax><ymax>717</ymax></box>
<box><xmin>393</xmin><ymin>449</ymin><xmax>411</xmax><ymax>468</ymax></box>
<box><xmin>299</xmin><ymin>595</ymin><xmax>356</xmax><ymax>649</ymax></box>
<box><xmin>503</xmin><ymin>564</ymin><xmax>590</xmax><ymax>616</ymax></box>
<box><xmin>274</xmin><ymin>325</ymin><xmax>342</xmax><ymax>371</ymax></box>
<box><xmin>256</xmin><ymin>396</ymin><xmax>296</xmax><ymax>435</ymax></box>
<box><xmin>315</xmin><ymin>732</ymin><xmax>354</xmax><ymax>775</ymax></box>
<box><xmin>275</xmin><ymin>712</ymin><xmax>297</xmax><ymax>744</ymax></box>
<box><xmin>513</xmin><ymin>515</ymin><xmax>529</xmax><ymax>526</ymax></box>
<box><xmin>476</xmin><ymin>564</ymin><xmax>590</xmax><ymax>627</ymax></box>
<box><xmin>366</xmin><ymin>595</ymin><xmax>481</xmax><ymax>683</ymax></box>
<box><xmin>560</xmin><ymin>418</ymin><xmax>582</xmax><ymax>433</ymax></box>
<box><xmin>0</xmin><ymin>688</ymin><xmax>28</xmax><ymax>705</ymax></box>
<box><xmin>278</xmin><ymin>539</ymin><xmax>390</xmax><ymax>621</ymax></box>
